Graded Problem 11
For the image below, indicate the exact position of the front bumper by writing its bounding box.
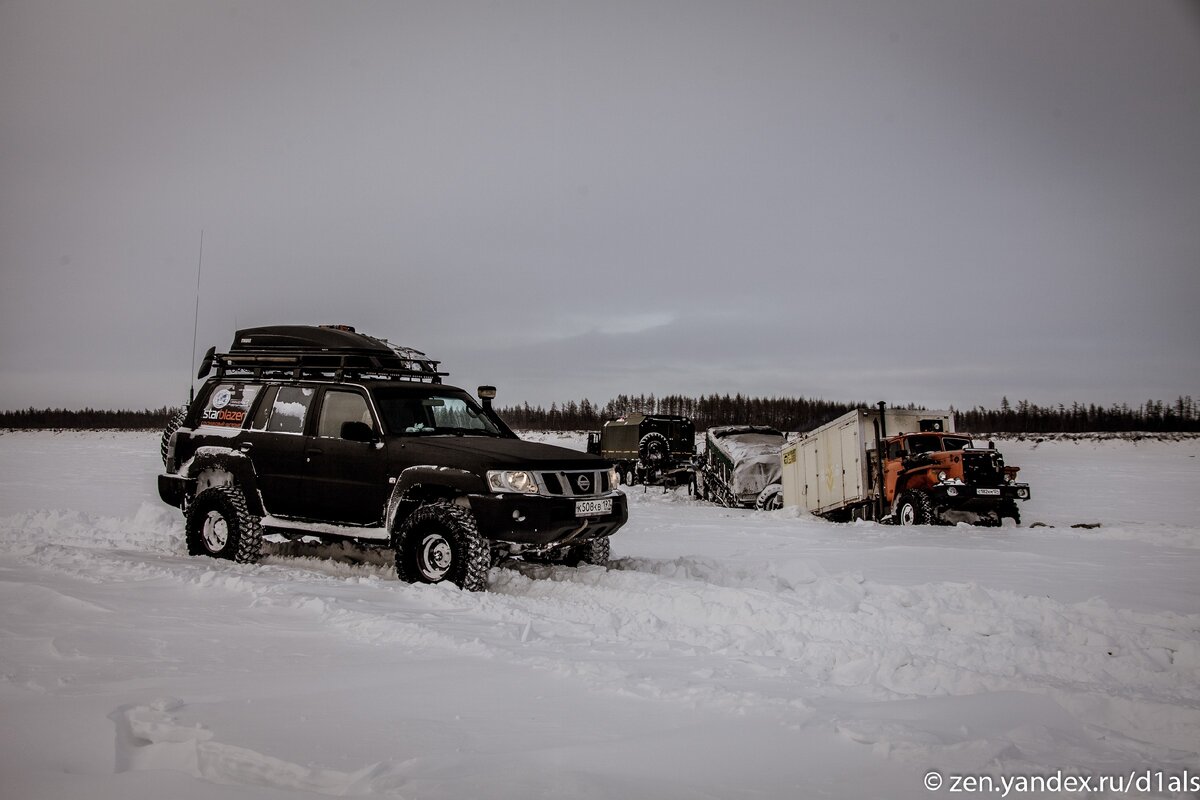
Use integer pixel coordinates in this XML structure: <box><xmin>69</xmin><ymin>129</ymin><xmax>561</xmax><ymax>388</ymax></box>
<box><xmin>467</xmin><ymin>491</ymin><xmax>629</xmax><ymax>546</ymax></box>
<box><xmin>928</xmin><ymin>482</ymin><xmax>1030</xmax><ymax>509</ymax></box>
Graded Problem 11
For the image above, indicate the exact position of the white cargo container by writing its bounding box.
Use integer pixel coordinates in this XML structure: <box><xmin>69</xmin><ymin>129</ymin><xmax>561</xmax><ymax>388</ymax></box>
<box><xmin>780</xmin><ymin>407</ymin><xmax>954</xmax><ymax>518</ymax></box>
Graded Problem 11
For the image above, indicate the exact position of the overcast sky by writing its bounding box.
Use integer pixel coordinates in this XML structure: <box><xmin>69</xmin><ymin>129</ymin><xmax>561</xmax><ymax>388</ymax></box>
<box><xmin>2</xmin><ymin>1</ymin><xmax>1197</xmax><ymax>414</ymax></box>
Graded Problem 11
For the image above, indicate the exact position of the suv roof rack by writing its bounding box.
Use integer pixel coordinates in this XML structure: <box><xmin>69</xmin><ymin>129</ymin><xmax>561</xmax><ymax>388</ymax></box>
<box><xmin>202</xmin><ymin>325</ymin><xmax>447</xmax><ymax>384</ymax></box>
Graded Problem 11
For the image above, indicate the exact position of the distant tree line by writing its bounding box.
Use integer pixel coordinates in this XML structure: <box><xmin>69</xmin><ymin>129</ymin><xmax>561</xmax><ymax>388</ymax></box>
<box><xmin>953</xmin><ymin>396</ymin><xmax>1200</xmax><ymax>434</ymax></box>
<box><xmin>0</xmin><ymin>407</ymin><xmax>176</xmax><ymax>429</ymax></box>
<box><xmin>499</xmin><ymin>394</ymin><xmax>1200</xmax><ymax>434</ymax></box>
<box><xmin>499</xmin><ymin>393</ymin><xmax>857</xmax><ymax>434</ymax></box>
<box><xmin>3</xmin><ymin>395</ymin><xmax>1197</xmax><ymax>433</ymax></box>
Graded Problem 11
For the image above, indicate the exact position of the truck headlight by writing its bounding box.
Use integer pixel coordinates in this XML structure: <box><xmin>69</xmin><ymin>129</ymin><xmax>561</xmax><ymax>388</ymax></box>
<box><xmin>608</xmin><ymin>466</ymin><xmax>619</xmax><ymax>491</ymax></box>
<box><xmin>1017</xmin><ymin>488</ymin><xmax>1029</xmax><ymax>499</ymax></box>
<box><xmin>937</xmin><ymin>470</ymin><xmax>948</xmax><ymax>482</ymax></box>
<box><xmin>487</xmin><ymin>470</ymin><xmax>540</xmax><ymax>494</ymax></box>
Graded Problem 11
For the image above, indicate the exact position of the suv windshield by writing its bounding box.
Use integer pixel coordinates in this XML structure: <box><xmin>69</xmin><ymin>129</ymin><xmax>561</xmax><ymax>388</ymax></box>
<box><xmin>374</xmin><ymin>389</ymin><xmax>503</xmax><ymax>437</ymax></box>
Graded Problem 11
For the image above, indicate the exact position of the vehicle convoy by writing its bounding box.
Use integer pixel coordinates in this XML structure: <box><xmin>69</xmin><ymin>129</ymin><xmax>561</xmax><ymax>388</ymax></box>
<box><xmin>586</xmin><ymin>413</ymin><xmax>696</xmax><ymax>489</ymax></box>
<box><xmin>158</xmin><ymin>325</ymin><xmax>627</xmax><ymax>590</ymax></box>
<box><xmin>701</xmin><ymin>425</ymin><xmax>787</xmax><ymax>510</ymax></box>
<box><xmin>779</xmin><ymin>404</ymin><xmax>1031</xmax><ymax>526</ymax></box>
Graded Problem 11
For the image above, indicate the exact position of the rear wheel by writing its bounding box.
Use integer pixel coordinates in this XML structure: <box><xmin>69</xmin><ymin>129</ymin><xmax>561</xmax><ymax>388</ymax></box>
<box><xmin>897</xmin><ymin>490</ymin><xmax>934</xmax><ymax>526</ymax></box>
<box><xmin>393</xmin><ymin>502</ymin><xmax>489</xmax><ymax>591</ymax></box>
<box><xmin>185</xmin><ymin>485</ymin><xmax>263</xmax><ymax>563</ymax></box>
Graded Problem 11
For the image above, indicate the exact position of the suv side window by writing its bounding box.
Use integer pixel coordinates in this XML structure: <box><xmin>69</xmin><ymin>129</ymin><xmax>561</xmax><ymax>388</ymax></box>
<box><xmin>316</xmin><ymin>390</ymin><xmax>374</xmax><ymax>438</ymax></box>
<box><xmin>199</xmin><ymin>383</ymin><xmax>261</xmax><ymax>429</ymax></box>
<box><xmin>249</xmin><ymin>386</ymin><xmax>278</xmax><ymax>430</ymax></box>
<box><xmin>265</xmin><ymin>386</ymin><xmax>315</xmax><ymax>434</ymax></box>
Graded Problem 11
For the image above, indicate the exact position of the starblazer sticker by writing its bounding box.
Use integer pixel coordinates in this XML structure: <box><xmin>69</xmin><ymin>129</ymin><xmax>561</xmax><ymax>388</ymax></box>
<box><xmin>199</xmin><ymin>384</ymin><xmax>261</xmax><ymax>429</ymax></box>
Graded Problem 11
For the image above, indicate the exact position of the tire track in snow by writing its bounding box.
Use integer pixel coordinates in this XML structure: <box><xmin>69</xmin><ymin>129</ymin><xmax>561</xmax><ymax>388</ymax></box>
<box><xmin>4</xmin><ymin>509</ymin><xmax>1199</xmax><ymax>769</ymax></box>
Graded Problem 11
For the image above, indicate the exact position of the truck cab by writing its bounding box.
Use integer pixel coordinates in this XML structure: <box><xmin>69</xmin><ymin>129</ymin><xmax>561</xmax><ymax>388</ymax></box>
<box><xmin>882</xmin><ymin>432</ymin><xmax>1029</xmax><ymax>525</ymax></box>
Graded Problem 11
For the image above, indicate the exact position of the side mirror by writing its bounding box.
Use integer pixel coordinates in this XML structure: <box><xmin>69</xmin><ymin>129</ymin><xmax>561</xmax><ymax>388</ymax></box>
<box><xmin>340</xmin><ymin>420</ymin><xmax>377</xmax><ymax>443</ymax></box>
<box><xmin>988</xmin><ymin>440</ymin><xmax>996</xmax><ymax>450</ymax></box>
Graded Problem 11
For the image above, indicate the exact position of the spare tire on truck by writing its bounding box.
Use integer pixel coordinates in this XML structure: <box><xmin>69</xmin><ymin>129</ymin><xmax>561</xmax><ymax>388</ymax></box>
<box><xmin>638</xmin><ymin>432</ymin><xmax>669</xmax><ymax>464</ymax></box>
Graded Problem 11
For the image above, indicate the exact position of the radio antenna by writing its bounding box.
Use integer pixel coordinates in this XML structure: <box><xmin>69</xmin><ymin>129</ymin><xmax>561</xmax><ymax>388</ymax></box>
<box><xmin>189</xmin><ymin>229</ymin><xmax>204</xmax><ymax>404</ymax></box>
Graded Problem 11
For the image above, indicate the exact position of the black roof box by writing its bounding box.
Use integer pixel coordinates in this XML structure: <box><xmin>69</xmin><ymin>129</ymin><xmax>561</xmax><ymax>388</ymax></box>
<box><xmin>208</xmin><ymin>325</ymin><xmax>446</xmax><ymax>383</ymax></box>
<box><xmin>231</xmin><ymin>325</ymin><xmax>389</xmax><ymax>354</ymax></box>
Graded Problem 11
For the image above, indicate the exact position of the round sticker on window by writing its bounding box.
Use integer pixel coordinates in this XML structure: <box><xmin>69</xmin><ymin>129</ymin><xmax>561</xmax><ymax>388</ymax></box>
<box><xmin>211</xmin><ymin>388</ymin><xmax>232</xmax><ymax>410</ymax></box>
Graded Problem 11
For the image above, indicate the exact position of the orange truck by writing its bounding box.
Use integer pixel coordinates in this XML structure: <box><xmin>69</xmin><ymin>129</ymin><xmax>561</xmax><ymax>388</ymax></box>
<box><xmin>779</xmin><ymin>403</ymin><xmax>1030</xmax><ymax>526</ymax></box>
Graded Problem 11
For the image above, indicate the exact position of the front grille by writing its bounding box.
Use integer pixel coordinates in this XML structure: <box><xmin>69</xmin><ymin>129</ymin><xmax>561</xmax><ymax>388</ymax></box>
<box><xmin>963</xmin><ymin>450</ymin><xmax>1005</xmax><ymax>487</ymax></box>
<box><xmin>538</xmin><ymin>470</ymin><xmax>609</xmax><ymax>496</ymax></box>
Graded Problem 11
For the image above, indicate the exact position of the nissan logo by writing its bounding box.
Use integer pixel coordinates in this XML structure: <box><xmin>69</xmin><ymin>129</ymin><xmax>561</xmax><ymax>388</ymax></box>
<box><xmin>575</xmin><ymin>474</ymin><xmax>591</xmax><ymax>492</ymax></box>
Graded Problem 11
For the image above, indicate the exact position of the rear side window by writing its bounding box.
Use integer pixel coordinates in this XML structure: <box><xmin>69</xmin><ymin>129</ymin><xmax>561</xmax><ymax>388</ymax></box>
<box><xmin>199</xmin><ymin>383</ymin><xmax>261</xmax><ymax>429</ymax></box>
<box><xmin>265</xmin><ymin>386</ymin><xmax>315</xmax><ymax>434</ymax></box>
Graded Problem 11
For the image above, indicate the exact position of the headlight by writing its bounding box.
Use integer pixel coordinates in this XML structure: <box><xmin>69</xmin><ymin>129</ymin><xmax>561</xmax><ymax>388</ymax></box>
<box><xmin>1017</xmin><ymin>488</ymin><xmax>1029</xmax><ymax>499</ymax></box>
<box><xmin>1005</xmin><ymin>473</ymin><xmax>1015</xmax><ymax>483</ymax></box>
<box><xmin>608</xmin><ymin>466</ymin><xmax>619</xmax><ymax>491</ymax></box>
<box><xmin>487</xmin><ymin>470</ymin><xmax>540</xmax><ymax>494</ymax></box>
<box><xmin>937</xmin><ymin>470</ymin><xmax>948</xmax><ymax>482</ymax></box>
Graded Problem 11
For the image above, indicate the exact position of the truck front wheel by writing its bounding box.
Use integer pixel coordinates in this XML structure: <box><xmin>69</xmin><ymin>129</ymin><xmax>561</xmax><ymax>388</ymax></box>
<box><xmin>897</xmin><ymin>490</ymin><xmax>934</xmax><ymax>526</ymax></box>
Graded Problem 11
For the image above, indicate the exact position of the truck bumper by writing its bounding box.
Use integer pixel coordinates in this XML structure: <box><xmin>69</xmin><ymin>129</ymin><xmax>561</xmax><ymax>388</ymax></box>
<box><xmin>929</xmin><ymin>482</ymin><xmax>1030</xmax><ymax>510</ymax></box>
<box><xmin>467</xmin><ymin>491</ymin><xmax>629</xmax><ymax>546</ymax></box>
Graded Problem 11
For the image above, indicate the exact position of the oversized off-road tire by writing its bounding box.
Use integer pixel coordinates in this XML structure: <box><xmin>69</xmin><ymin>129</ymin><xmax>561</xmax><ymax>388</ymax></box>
<box><xmin>393</xmin><ymin>502</ymin><xmax>489</xmax><ymax>591</ymax></box>
<box><xmin>565</xmin><ymin>536</ymin><xmax>610</xmax><ymax>567</ymax></box>
<box><xmin>159</xmin><ymin>407</ymin><xmax>187</xmax><ymax>466</ymax></box>
<box><xmin>638</xmin><ymin>432</ymin><xmax>669</xmax><ymax>464</ymax></box>
<box><xmin>755</xmin><ymin>483</ymin><xmax>784</xmax><ymax>511</ymax></box>
<box><xmin>185</xmin><ymin>485</ymin><xmax>264</xmax><ymax>563</ymax></box>
<box><xmin>896</xmin><ymin>490</ymin><xmax>934</xmax><ymax>526</ymax></box>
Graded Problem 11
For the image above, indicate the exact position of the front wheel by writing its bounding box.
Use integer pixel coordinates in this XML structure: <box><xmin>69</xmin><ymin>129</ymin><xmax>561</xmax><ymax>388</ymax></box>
<box><xmin>185</xmin><ymin>485</ymin><xmax>263</xmax><ymax>563</ymax></box>
<box><xmin>565</xmin><ymin>536</ymin><xmax>610</xmax><ymax>567</ymax></box>
<box><xmin>896</xmin><ymin>490</ymin><xmax>934</xmax><ymax>526</ymax></box>
<box><xmin>393</xmin><ymin>502</ymin><xmax>489</xmax><ymax>591</ymax></box>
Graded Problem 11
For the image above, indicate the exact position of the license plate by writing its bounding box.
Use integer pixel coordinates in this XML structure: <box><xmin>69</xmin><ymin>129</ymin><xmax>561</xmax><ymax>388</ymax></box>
<box><xmin>575</xmin><ymin>498</ymin><xmax>612</xmax><ymax>517</ymax></box>
<box><xmin>976</xmin><ymin>488</ymin><xmax>1001</xmax><ymax>496</ymax></box>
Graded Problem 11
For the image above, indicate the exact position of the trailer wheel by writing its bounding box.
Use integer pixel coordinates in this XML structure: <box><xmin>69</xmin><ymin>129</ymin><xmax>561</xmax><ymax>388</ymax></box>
<box><xmin>755</xmin><ymin>483</ymin><xmax>784</xmax><ymax>511</ymax></box>
<box><xmin>897</xmin><ymin>490</ymin><xmax>934</xmax><ymax>526</ymax></box>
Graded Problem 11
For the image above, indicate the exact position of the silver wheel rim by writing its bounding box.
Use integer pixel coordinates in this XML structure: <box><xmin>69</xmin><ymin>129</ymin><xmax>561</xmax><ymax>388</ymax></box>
<box><xmin>418</xmin><ymin>533</ymin><xmax>453</xmax><ymax>581</ymax></box>
<box><xmin>899</xmin><ymin>502</ymin><xmax>915</xmax><ymax>525</ymax></box>
<box><xmin>202</xmin><ymin>510</ymin><xmax>230</xmax><ymax>551</ymax></box>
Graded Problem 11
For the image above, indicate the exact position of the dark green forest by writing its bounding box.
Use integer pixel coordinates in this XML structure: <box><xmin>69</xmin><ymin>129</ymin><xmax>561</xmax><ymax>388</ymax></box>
<box><xmin>2</xmin><ymin>395</ymin><xmax>1197</xmax><ymax>433</ymax></box>
<box><xmin>498</xmin><ymin>394</ymin><xmax>1200</xmax><ymax>434</ymax></box>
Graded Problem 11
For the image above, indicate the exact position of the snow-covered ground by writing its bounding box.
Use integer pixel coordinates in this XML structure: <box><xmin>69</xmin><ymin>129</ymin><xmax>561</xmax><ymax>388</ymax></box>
<box><xmin>1</xmin><ymin>430</ymin><xmax>1198</xmax><ymax>799</ymax></box>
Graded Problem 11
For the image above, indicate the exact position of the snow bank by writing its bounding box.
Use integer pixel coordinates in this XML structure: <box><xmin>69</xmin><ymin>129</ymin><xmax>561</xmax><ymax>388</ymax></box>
<box><xmin>1</xmin><ymin>431</ymin><xmax>1198</xmax><ymax>799</ymax></box>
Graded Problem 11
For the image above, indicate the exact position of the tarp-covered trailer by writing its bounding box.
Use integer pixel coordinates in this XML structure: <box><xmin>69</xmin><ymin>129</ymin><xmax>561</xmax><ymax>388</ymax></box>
<box><xmin>702</xmin><ymin>426</ymin><xmax>787</xmax><ymax>508</ymax></box>
<box><xmin>780</xmin><ymin>407</ymin><xmax>953</xmax><ymax>520</ymax></box>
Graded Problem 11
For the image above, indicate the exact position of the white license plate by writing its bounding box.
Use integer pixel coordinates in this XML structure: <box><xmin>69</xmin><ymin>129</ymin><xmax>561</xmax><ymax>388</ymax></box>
<box><xmin>575</xmin><ymin>498</ymin><xmax>612</xmax><ymax>517</ymax></box>
<box><xmin>976</xmin><ymin>488</ymin><xmax>1001</xmax><ymax>496</ymax></box>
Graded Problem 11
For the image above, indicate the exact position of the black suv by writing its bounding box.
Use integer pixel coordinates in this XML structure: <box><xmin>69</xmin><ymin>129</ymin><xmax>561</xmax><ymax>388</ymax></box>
<box><xmin>159</xmin><ymin>325</ymin><xmax>628</xmax><ymax>590</ymax></box>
